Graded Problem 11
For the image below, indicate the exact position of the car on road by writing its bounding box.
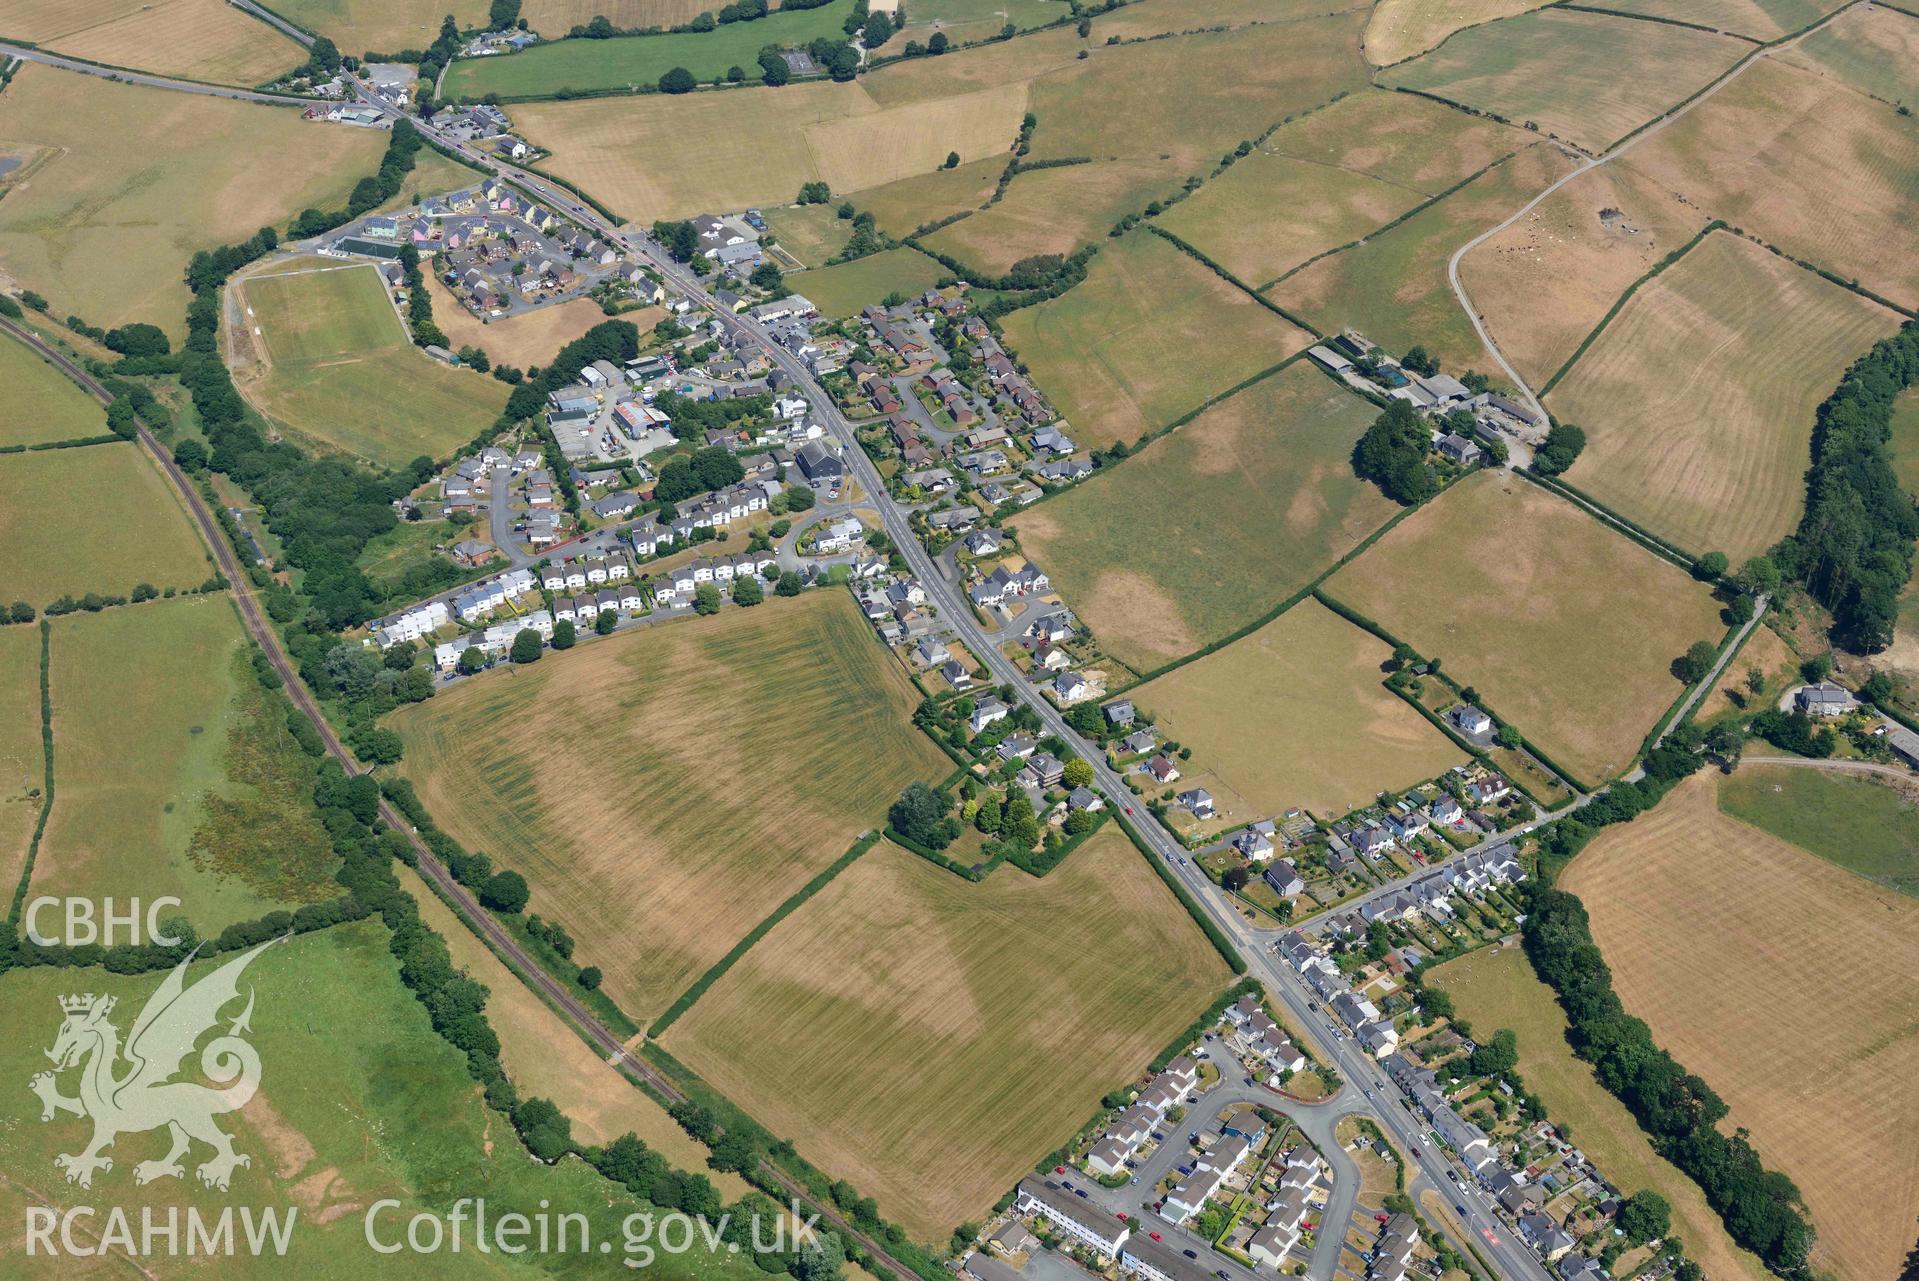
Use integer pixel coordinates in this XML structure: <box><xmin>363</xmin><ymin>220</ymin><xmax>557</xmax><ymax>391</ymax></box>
<box><xmin>1055</xmin><ymin>1166</ymin><xmax>1065</xmax><ymax>1174</ymax></box>
<box><xmin>1454</xmin><ymin>1204</ymin><xmax>1467</xmax><ymax>1217</ymax></box>
<box><xmin>1182</xmin><ymin>1250</ymin><xmax>1197</xmax><ymax>1260</ymax></box>
<box><xmin>1073</xmin><ymin>1188</ymin><xmax>1086</xmax><ymax>1199</ymax></box>
<box><xmin>1149</xmin><ymin>1232</ymin><xmax>1161</xmax><ymax>1242</ymax></box>
<box><xmin>1364</xmin><ymin>1088</ymin><xmax>1374</xmax><ymax>1099</ymax></box>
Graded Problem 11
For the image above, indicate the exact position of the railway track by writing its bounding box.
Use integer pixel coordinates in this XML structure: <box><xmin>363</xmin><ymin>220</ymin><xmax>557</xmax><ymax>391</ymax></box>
<box><xmin>0</xmin><ymin>317</ymin><xmax>923</xmax><ymax>1281</ymax></box>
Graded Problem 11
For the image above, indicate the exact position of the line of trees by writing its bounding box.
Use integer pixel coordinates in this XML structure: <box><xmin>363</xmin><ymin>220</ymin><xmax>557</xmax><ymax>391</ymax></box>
<box><xmin>289</xmin><ymin>120</ymin><xmax>425</xmax><ymax>240</ymax></box>
<box><xmin>1769</xmin><ymin>322</ymin><xmax>1919</xmax><ymax>651</ymax></box>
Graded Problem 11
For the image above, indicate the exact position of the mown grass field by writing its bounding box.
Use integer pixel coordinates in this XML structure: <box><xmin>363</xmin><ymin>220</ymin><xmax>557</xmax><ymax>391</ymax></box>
<box><xmin>902</xmin><ymin>0</ymin><xmax>1069</xmax><ymax>43</ymax></box>
<box><xmin>447</xmin><ymin>0</ymin><xmax>855</xmax><ymax>96</ymax></box>
<box><xmin>1325</xmin><ymin>471</ymin><xmax>1723</xmax><ymax>785</ymax></box>
<box><xmin>395</xmin><ymin>864</ymin><xmax>754</xmax><ymax>1197</ymax></box>
<box><xmin>1090</xmin><ymin>0</ymin><xmax>1325</xmax><ymax>41</ymax></box>
<box><xmin>391</xmin><ymin>592</ymin><xmax>949</xmax><ymax>1021</ymax></box>
<box><xmin>1161</xmin><ymin>90</ymin><xmax>1521</xmax><ymax>289</ymax></box>
<box><xmin>1621</xmin><ymin>58</ymin><xmax>1919</xmax><ymax>313</ymax></box>
<box><xmin>763</xmin><ymin>203</ymin><xmax>851</xmax><ymax>268</ymax></box>
<box><xmin>663</xmin><ymin>829</ymin><xmax>1230</xmax><ymax>1240</ymax></box>
<box><xmin>1269</xmin><ymin>142</ymin><xmax>1576</xmax><ymax>375</ymax></box>
<box><xmin>1566</xmin><ymin>773</ymin><xmax>1919</xmax><ymax>1281</ymax></box>
<box><xmin>1132</xmin><ymin>599</ymin><xmax>1463</xmax><ymax>819</ymax></box>
<box><xmin>1599</xmin><ymin>0</ymin><xmax>1831</xmax><ymax>40</ymax></box>
<box><xmin>0</xmin><ymin>334</ymin><xmax>107</xmax><ymax>446</ymax></box>
<box><xmin>1458</xmin><ymin>160</ymin><xmax>1710</xmax><ymax>389</ymax></box>
<box><xmin>33</xmin><ymin>598</ymin><xmax>337</xmax><ymax>939</ymax></box>
<box><xmin>854</xmin><ymin>158</ymin><xmax>1003</xmax><ymax>239</ymax></box>
<box><xmin>1427</xmin><ymin>946</ymin><xmax>1776</xmax><ymax>1281</ymax></box>
<box><xmin>1361</xmin><ymin>0</ymin><xmax>1547</xmax><ymax>66</ymax></box>
<box><xmin>0</xmin><ymin>68</ymin><xmax>386</xmax><ymax>336</ymax></box>
<box><xmin>795</xmin><ymin>247</ymin><xmax>947</xmax><ymax>318</ymax></box>
<box><xmin>922</xmin><ymin>158</ymin><xmax>1176</xmax><ymax>278</ymax></box>
<box><xmin>1718</xmin><ymin>763</ymin><xmax>1919</xmax><ymax>897</ymax></box>
<box><xmin>0</xmin><ymin>921</ymin><xmax>768</xmax><ymax>1280</ymax></box>
<box><xmin>1549</xmin><ymin>231</ymin><xmax>1901</xmax><ymax>561</ymax></box>
<box><xmin>1378</xmin><ymin>8</ymin><xmax>1747</xmax><ymax>153</ymax></box>
<box><xmin>515</xmin><ymin>77</ymin><xmax>1026</xmax><ymax>222</ymax></box>
<box><xmin>1780</xmin><ymin>2</ymin><xmax>1919</xmax><ymax>107</ymax></box>
<box><xmin>236</xmin><ymin>263</ymin><xmax>505</xmax><ymax>468</ymax></box>
<box><xmin>525</xmin><ymin>0</ymin><xmax>719</xmax><ymax>34</ymax></box>
<box><xmin>1001</xmin><ymin>231</ymin><xmax>1313</xmax><ymax>448</ymax></box>
<box><xmin>0</xmin><ymin>444</ymin><xmax>211</xmax><ymax>604</ymax></box>
<box><xmin>6</xmin><ymin>0</ymin><xmax>302</xmax><ymax>85</ymax></box>
<box><xmin>267</xmin><ymin>0</ymin><xmax>488</xmax><ymax>53</ymax></box>
<box><xmin>1014</xmin><ymin>362</ymin><xmax>1394</xmax><ymax>673</ymax></box>
<box><xmin>0</xmin><ymin>626</ymin><xmax>41</xmax><ymax>907</ymax></box>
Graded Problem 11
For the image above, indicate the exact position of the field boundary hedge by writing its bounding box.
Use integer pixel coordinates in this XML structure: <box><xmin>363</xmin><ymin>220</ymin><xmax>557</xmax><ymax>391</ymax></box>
<box><xmin>1734</xmin><ymin>230</ymin><xmax>1919</xmax><ymax>319</ymax></box>
<box><xmin>5</xmin><ymin>621</ymin><xmax>54</xmax><ymax>925</ymax></box>
<box><xmin>1553</xmin><ymin>3</ymin><xmax>1761</xmax><ymax>39</ymax></box>
<box><xmin>1638</xmin><ymin>604</ymin><xmax>1755</xmax><ymax>757</ymax></box>
<box><xmin>1114</xmin><ymin>813</ymin><xmax>1246</xmax><ymax>974</ymax></box>
<box><xmin>1540</xmin><ymin>220</ymin><xmax>1725</xmax><ymax>395</ymax></box>
<box><xmin>648</xmin><ymin>830</ymin><xmax>880</xmax><ymax>1035</ymax></box>
<box><xmin>886</xmin><ymin>828</ymin><xmax>999</xmax><ymax>881</ymax></box>
<box><xmin>1111</xmin><ymin>473</ymin><xmax>1445</xmax><ymax>693</ymax></box>
<box><xmin>1312</xmin><ymin>587</ymin><xmax>1597</xmax><ymax>794</ymax></box>
<box><xmin>1257</xmin><ymin>150</ymin><xmax>1522</xmax><ymax>293</ymax></box>
<box><xmin>1516</xmin><ymin>467</ymin><xmax>1700</xmax><ymax>570</ymax></box>
<box><xmin>0</xmin><ymin>433</ymin><xmax>122</xmax><ymax>455</ymax></box>
<box><xmin>1144</xmin><ymin>225</ymin><xmax>1323</xmax><ymax>337</ymax></box>
<box><xmin>1007</xmin><ymin>807</ymin><xmax>1108</xmax><ymax>876</ymax></box>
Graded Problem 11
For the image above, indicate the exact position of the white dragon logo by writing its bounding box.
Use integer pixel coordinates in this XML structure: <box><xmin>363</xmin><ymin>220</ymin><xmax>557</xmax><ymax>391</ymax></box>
<box><xmin>29</xmin><ymin>939</ymin><xmax>280</xmax><ymax>1191</ymax></box>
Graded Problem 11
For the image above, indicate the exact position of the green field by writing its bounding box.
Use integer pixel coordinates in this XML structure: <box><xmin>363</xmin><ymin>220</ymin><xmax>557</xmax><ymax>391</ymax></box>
<box><xmin>31</xmin><ymin>598</ymin><xmax>338</xmax><ymax>938</ymax></box>
<box><xmin>390</xmin><ymin>592</ymin><xmax>950</xmax><ymax>1020</ymax></box>
<box><xmin>0</xmin><ymin>626</ymin><xmax>42</xmax><ymax>907</ymax></box>
<box><xmin>663</xmin><ymin>829</ymin><xmax>1230</xmax><ymax>1240</ymax></box>
<box><xmin>1718</xmin><ymin>764</ymin><xmax>1919</xmax><ymax>897</ymax></box>
<box><xmin>1131</xmin><ymin>598</ymin><xmax>1464</xmax><ymax>819</ymax></box>
<box><xmin>0</xmin><ymin>920</ymin><xmax>769</xmax><ymax>1279</ymax></box>
<box><xmin>445</xmin><ymin>0</ymin><xmax>856</xmax><ymax>97</ymax></box>
<box><xmin>1015</xmin><ymin>362</ymin><xmax>1395</xmax><ymax>673</ymax></box>
<box><xmin>1269</xmin><ymin>141</ymin><xmax>1576</xmax><ymax>375</ymax></box>
<box><xmin>0</xmin><ymin>443</ymin><xmax>211</xmax><ymax>605</ymax></box>
<box><xmin>266</xmin><ymin>0</ymin><xmax>489</xmax><ymax>53</ymax></box>
<box><xmin>1001</xmin><ymin>230</ymin><xmax>1313</xmax><ymax>448</ymax></box>
<box><xmin>1325</xmin><ymin>470</ymin><xmax>1725</xmax><ymax>785</ymax></box>
<box><xmin>923</xmin><ymin>157</ymin><xmax>1180</xmax><ymax>278</ymax></box>
<box><xmin>1599</xmin><ymin>0</ymin><xmax>1831</xmax><ymax>40</ymax></box>
<box><xmin>0</xmin><ymin>335</ymin><xmax>107</xmax><ymax>447</ymax></box>
<box><xmin>902</xmin><ymin>0</ymin><xmax>1069</xmax><ymax>43</ymax></box>
<box><xmin>237</xmin><ymin>263</ymin><xmax>505</xmax><ymax>468</ymax></box>
<box><xmin>1782</xmin><ymin>2</ymin><xmax>1919</xmax><ymax>107</ymax></box>
<box><xmin>1426</xmin><ymin>946</ymin><xmax>1776</xmax><ymax>1281</ymax></box>
<box><xmin>795</xmin><ymin>246</ymin><xmax>948</xmax><ymax>318</ymax></box>
<box><xmin>1548</xmin><ymin>230</ymin><xmax>1901</xmax><ymax>561</ymax></box>
<box><xmin>1160</xmin><ymin>90</ymin><xmax>1522</xmax><ymax>289</ymax></box>
<box><xmin>1378</xmin><ymin>7</ymin><xmax>1748</xmax><ymax>153</ymax></box>
<box><xmin>855</xmin><ymin>157</ymin><xmax>1004</xmax><ymax>239</ymax></box>
<box><xmin>763</xmin><ymin>202</ymin><xmax>853</xmax><ymax>267</ymax></box>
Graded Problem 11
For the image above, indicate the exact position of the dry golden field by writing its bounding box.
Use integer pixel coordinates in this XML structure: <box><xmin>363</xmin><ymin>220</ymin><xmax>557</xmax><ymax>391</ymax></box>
<box><xmin>0</xmin><ymin>444</ymin><xmax>212</xmax><ymax>603</ymax></box>
<box><xmin>1269</xmin><ymin>142</ymin><xmax>1578</xmax><ymax>375</ymax></box>
<box><xmin>1620</xmin><ymin>57</ymin><xmax>1919</xmax><ymax>312</ymax></box>
<box><xmin>1458</xmin><ymin>162</ymin><xmax>1711</xmax><ymax>389</ymax></box>
<box><xmin>923</xmin><ymin>158</ymin><xmax>1178</xmax><ymax>277</ymax></box>
<box><xmin>1001</xmin><ymin>230</ymin><xmax>1313</xmax><ymax>447</ymax></box>
<box><xmin>424</xmin><ymin>274</ymin><xmax>643</xmax><ymax>370</ymax></box>
<box><xmin>267</xmin><ymin>0</ymin><xmax>489</xmax><ymax>53</ymax></box>
<box><xmin>4</xmin><ymin>0</ymin><xmax>302</xmax><ymax>85</ymax></box>
<box><xmin>1598</xmin><ymin>0</ymin><xmax>1831</xmax><ymax>40</ymax></box>
<box><xmin>1565</xmin><ymin>773</ymin><xmax>1919</xmax><ymax>1281</ymax></box>
<box><xmin>395</xmin><ymin>865</ymin><xmax>753</xmax><ymax>1197</ymax></box>
<box><xmin>0</xmin><ymin>68</ymin><xmax>385</xmax><ymax>335</ymax></box>
<box><xmin>663</xmin><ymin>830</ymin><xmax>1231</xmax><ymax>1239</ymax></box>
<box><xmin>1325</xmin><ymin>471</ymin><xmax>1724</xmax><ymax>785</ymax></box>
<box><xmin>1548</xmin><ymin>231</ymin><xmax>1902</xmax><ymax>560</ymax></box>
<box><xmin>1378</xmin><ymin>8</ymin><xmax>1748</xmax><ymax>154</ymax></box>
<box><xmin>1132</xmin><ymin>599</ymin><xmax>1464</xmax><ymax>818</ymax></box>
<box><xmin>390</xmin><ymin>593</ymin><xmax>949</xmax><ymax>1020</ymax></box>
<box><xmin>854</xmin><ymin>158</ymin><xmax>1004</xmax><ymax>239</ymax></box>
<box><xmin>1361</xmin><ymin>0</ymin><xmax>1548</xmax><ymax>66</ymax></box>
<box><xmin>515</xmin><ymin>80</ymin><xmax>1026</xmax><ymax>223</ymax></box>
<box><xmin>1015</xmin><ymin>362</ymin><xmax>1395</xmax><ymax>673</ymax></box>
<box><xmin>1091</xmin><ymin>0</ymin><xmax>1340</xmax><ymax>41</ymax></box>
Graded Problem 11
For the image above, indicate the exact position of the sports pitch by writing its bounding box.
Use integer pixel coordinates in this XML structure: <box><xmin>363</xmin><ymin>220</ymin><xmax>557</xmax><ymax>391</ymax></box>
<box><xmin>662</xmin><ymin>829</ymin><xmax>1230</xmax><ymax>1239</ymax></box>
<box><xmin>235</xmin><ymin>263</ymin><xmax>506</xmax><ymax>468</ymax></box>
<box><xmin>389</xmin><ymin>592</ymin><xmax>950</xmax><ymax>1020</ymax></box>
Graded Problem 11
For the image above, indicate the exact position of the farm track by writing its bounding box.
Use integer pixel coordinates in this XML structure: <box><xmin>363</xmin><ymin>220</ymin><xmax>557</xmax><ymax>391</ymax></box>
<box><xmin>0</xmin><ymin>316</ymin><xmax>928</xmax><ymax>1281</ymax></box>
<box><xmin>1445</xmin><ymin>0</ymin><xmax>1866</xmax><ymax>423</ymax></box>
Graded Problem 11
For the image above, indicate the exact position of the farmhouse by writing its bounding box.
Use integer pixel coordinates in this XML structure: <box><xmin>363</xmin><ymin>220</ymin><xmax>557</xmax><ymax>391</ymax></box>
<box><xmin>1796</xmin><ymin>682</ymin><xmax>1854</xmax><ymax>716</ymax></box>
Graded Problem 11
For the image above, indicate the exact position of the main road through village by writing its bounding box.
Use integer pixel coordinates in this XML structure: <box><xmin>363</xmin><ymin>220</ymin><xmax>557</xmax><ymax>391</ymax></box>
<box><xmin>0</xmin><ymin>41</ymin><xmax>1776</xmax><ymax>1279</ymax></box>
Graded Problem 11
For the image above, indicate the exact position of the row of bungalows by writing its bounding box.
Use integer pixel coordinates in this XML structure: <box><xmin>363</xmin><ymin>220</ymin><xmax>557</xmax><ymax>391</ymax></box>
<box><xmin>1223</xmin><ymin>993</ymin><xmax>1308</xmax><ymax>1074</ymax></box>
<box><xmin>1085</xmin><ymin>1056</ymin><xmax>1200</xmax><ymax>1177</ymax></box>
<box><xmin>540</xmin><ymin>555</ymin><xmax>633</xmax><ymax>593</ymax></box>
<box><xmin>433</xmin><ymin>609</ymin><xmax>556</xmax><ymax>669</ymax></box>
<box><xmin>649</xmin><ymin>552</ymin><xmax>779</xmax><ymax>605</ymax></box>
<box><xmin>371</xmin><ymin>599</ymin><xmax>450</xmax><ymax>649</ymax></box>
<box><xmin>554</xmin><ymin>587</ymin><xmax>643</xmax><ymax>623</ymax></box>
<box><xmin>451</xmin><ymin>567</ymin><xmax>538</xmax><ymax>624</ymax></box>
